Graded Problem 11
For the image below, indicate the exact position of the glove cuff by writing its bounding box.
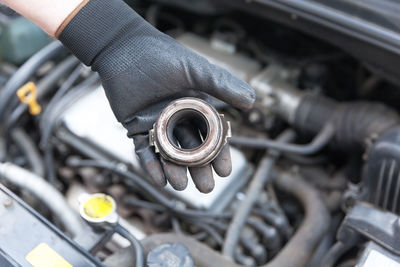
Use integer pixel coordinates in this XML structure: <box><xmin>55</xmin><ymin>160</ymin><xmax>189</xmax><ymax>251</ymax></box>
<box><xmin>55</xmin><ymin>0</ymin><xmax>89</xmax><ymax>38</ymax></box>
<box><xmin>58</xmin><ymin>0</ymin><xmax>139</xmax><ymax>66</ymax></box>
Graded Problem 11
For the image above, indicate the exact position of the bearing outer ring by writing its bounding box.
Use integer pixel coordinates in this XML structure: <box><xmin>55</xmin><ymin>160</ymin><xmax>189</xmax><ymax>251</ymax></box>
<box><xmin>149</xmin><ymin>97</ymin><xmax>230</xmax><ymax>167</ymax></box>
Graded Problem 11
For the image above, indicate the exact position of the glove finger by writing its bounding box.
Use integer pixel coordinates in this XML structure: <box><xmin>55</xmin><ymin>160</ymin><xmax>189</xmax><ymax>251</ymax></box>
<box><xmin>189</xmin><ymin>165</ymin><xmax>215</xmax><ymax>194</ymax></box>
<box><xmin>133</xmin><ymin>134</ymin><xmax>166</xmax><ymax>187</ymax></box>
<box><xmin>160</xmin><ymin>157</ymin><xmax>188</xmax><ymax>191</ymax></box>
<box><xmin>191</xmin><ymin>61</ymin><xmax>256</xmax><ymax>110</ymax></box>
<box><xmin>174</xmin><ymin>124</ymin><xmax>215</xmax><ymax>193</ymax></box>
<box><xmin>212</xmin><ymin>143</ymin><xmax>232</xmax><ymax>177</ymax></box>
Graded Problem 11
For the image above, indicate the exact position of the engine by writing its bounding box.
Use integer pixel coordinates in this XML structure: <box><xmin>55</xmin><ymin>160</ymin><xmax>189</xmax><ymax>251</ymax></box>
<box><xmin>1</xmin><ymin>1</ymin><xmax>400</xmax><ymax>267</ymax></box>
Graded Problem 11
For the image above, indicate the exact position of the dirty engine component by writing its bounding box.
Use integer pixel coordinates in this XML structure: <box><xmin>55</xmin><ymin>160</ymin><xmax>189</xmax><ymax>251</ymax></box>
<box><xmin>3</xmin><ymin>0</ymin><xmax>400</xmax><ymax>266</ymax></box>
<box><xmin>149</xmin><ymin>97</ymin><xmax>231</xmax><ymax>167</ymax></box>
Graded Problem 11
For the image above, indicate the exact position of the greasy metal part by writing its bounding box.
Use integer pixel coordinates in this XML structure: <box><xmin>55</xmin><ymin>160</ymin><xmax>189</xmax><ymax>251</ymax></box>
<box><xmin>177</xmin><ymin>33</ymin><xmax>262</xmax><ymax>82</ymax></box>
<box><xmin>149</xmin><ymin>97</ymin><xmax>231</xmax><ymax>167</ymax></box>
<box><xmin>250</xmin><ymin>65</ymin><xmax>303</xmax><ymax>124</ymax></box>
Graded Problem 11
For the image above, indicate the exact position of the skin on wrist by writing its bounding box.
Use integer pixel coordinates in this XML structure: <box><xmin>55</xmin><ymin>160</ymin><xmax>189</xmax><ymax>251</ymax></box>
<box><xmin>0</xmin><ymin>0</ymin><xmax>87</xmax><ymax>37</ymax></box>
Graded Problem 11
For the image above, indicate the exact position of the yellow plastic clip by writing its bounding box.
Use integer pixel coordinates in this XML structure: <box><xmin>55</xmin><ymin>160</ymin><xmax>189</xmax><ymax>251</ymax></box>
<box><xmin>16</xmin><ymin>82</ymin><xmax>41</xmax><ymax>116</ymax></box>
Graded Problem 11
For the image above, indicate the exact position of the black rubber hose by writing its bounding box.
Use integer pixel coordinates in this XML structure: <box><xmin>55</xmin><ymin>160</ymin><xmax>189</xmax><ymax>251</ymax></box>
<box><xmin>295</xmin><ymin>95</ymin><xmax>400</xmax><ymax>151</ymax></box>
<box><xmin>39</xmin><ymin>73</ymin><xmax>99</xmax><ymax>148</ymax></box>
<box><xmin>114</xmin><ymin>224</ymin><xmax>144</xmax><ymax>267</ymax></box>
<box><xmin>40</xmin><ymin>75</ymin><xmax>99</xmax><ymax>183</ymax></box>
<box><xmin>0</xmin><ymin>41</ymin><xmax>66</xmax><ymax>124</ymax></box>
<box><xmin>331</xmin><ymin>102</ymin><xmax>400</xmax><ymax>150</ymax></box>
<box><xmin>222</xmin><ymin>130</ymin><xmax>295</xmax><ymax>259</ymax></box>
<box><xmin>138</xmin><ymin>171</ymin><xmax>329</xmax><ymax>267</ymax></box>
<box><xmin>229</xmin><ymin>123</ymin><xmax>334</xmax><ymax>155</ymax></box>
<box><xmin>39</xmin><ymin>64</ymin><xmax>84</xmax><ymax>133</ymax></box>
<box><xmin>5</xmin><ymin>56</ymin><xmax>79</xmax><ymax>130</ymax></box>
<box><xmin>265</xmin><ymin>172</ymin><xmax>330</xmax><ymax>267</ymax></box>
<box><xmin>10</xmin><ymin>128</ymin><xmax>45</xmax><ymax>177</ymax></box>
<box><xmin>319</xmin><ymin>241</ymin><xmax>355</xmax><ymax>267</ymax></box>
<box><xmin>66</xmin><ymin>158</ymin><xmax>231</xmax><ymax>219</ymax></box>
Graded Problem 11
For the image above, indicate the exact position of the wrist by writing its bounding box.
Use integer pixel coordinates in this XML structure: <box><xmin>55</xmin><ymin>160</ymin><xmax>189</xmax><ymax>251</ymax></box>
<box><xmin>1</xmin><ymin>0</ymin><xmax>86</xmax><ymax>36</ymax></box>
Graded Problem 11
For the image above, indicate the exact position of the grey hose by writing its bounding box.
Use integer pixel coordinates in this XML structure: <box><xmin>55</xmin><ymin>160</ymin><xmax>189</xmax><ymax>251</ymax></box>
<box><xmin>266</xmin><ymin>172</ymin><xmax>330</xmax><ymax>267</ymax></box>
<box><xmin>10</xmin><ymin>128</ymin><xmax>45</xmax><ymax>177</ymax></box>
<box><xmin>5</xmin><ymin>56</ymin><xmax>80</xmax><ymax>130</ymax></box>
<box><xmin>0</xmin><ymin>162</ymin><xmax>86</xmax><ymax>237</ymax></box>
<box><xmin>229</xmin><ymin>123</ymin><xmax>335</xmax><ymax>155</ymax></box>
<box><xmin>0</xmin><ymin>41</ymin><xmax>65</xmax><ymax>123</ymax></box>
<box><xmin>131</xmin><ymin>171</ymin><xmax>330</xmax><ymax>267</ymax></box>
<box><xmin>319</xmin><ymin>241</ymin><xmax>354</xmax><ymax>267</ymax></box>
<box><xmin>114</xmin><ymin>224</ymin><xmax>144</xmax><ymax>267</ymax></box>
<box><xmin>222</xmin><ymin>130</ymin><xmax>296</xmax><ymax>259</ymax></box>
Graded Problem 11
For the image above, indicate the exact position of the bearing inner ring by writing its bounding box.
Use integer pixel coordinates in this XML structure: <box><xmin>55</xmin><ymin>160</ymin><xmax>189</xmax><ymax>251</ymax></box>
<box><xmin>150</xmin><ymin>97</ymin><xmax>230</xmax><ymax>167</ymax></box>
<box><xmin>165</xmin><ymin>109</ymin><xmax>209</xmax><ymax>152</ymax></box>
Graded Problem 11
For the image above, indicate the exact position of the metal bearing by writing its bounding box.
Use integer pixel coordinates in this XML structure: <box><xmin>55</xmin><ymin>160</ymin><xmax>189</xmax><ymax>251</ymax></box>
<box><xmin>149</xmin><ymin>97</ymin><xmax>231</xmax><ymax>167</ymax></box>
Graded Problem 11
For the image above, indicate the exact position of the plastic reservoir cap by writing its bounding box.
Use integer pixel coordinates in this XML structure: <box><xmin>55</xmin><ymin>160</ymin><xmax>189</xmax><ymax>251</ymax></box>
<box><xmin>79</xmin><ymin>193</ymin><xmax>118</xmax><ymax>225</ymax></box>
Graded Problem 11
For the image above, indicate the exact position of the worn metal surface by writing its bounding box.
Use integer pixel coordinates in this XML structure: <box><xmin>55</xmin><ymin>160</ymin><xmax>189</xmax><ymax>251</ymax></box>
<box><xmin>149</xmin><ymin>97</ymin><xmax>231</xmax><ymax>167</ymax></box>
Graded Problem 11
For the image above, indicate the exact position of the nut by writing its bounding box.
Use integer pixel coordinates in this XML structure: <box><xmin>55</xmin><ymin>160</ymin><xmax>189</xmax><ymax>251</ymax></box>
<box><xmin>149</xmin><ymin>97</ymin><xmax>231</xmax><ymax>167</ymax></box>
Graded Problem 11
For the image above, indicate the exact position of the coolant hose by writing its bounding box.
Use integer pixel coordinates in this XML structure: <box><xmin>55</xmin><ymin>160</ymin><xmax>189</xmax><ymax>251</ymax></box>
<box><xmin>265</xmin><ymin>172</ymin><xmax>330</xmax><ymax>267</ymax></box>
<box><xmin>0</xmin><ymin>162</ymin><xmax>86</xmax><ymax>237</ymax></box>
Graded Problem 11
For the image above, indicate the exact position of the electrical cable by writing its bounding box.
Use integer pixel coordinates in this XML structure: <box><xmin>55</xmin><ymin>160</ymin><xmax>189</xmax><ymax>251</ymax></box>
<box><xmin>114</xmin><ymin>224</ymin><xmax>144</xmax><ymax>267</ymax></box>
<box><xmin>229</xmin><ymin>123</ymin><xmax>335</xmax><ymax>155</ymax></box>
<box><xmin>39</xmin><ymin>64</ymin><xmax>85</xmax><ymax>133</ymax></box>
<box><xmin>39</xmin><ymin>74</ymin><xmax>99</xmax><ymax>183</ymax></box>
<box><xmin>222</xmin><ymin>130</ymin><xmax>295</xmax><ymax>259</ymax></box>
<box><xmin>10</xmin><ymin>128</ymin><xmax>45</xmax><ymax>177</ymax></box>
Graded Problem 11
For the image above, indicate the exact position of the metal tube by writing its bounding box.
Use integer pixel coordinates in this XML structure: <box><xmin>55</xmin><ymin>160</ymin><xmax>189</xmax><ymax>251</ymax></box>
<box><xmin>0</xmin><ymin>162</ymin><xmax>86</xmax><ymax>237</ymax></box>
<box><xmin>230</xmin><ymin>122</ymin><xmax>335</xmax><ymax>155</ymax></box>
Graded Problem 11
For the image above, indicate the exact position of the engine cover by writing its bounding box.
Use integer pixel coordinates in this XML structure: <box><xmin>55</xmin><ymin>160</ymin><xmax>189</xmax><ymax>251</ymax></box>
<box><xmin>363</xmin><ymin>127</ymin><xmax>400</xmax><ymax>213</ymax></box>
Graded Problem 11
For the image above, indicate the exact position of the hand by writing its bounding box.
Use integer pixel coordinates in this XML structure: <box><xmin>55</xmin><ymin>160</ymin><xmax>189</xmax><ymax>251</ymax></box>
<box><xmin>58</xmin><ymin>0</ymin><xmax>255</xmax><ymax>193</ymax></box>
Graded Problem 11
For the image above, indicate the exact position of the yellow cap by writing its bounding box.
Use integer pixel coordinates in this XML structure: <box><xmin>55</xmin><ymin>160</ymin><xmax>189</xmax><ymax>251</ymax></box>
<box><xmin>80</xmin><ymin>193</ymin><xmax>118</xmax><ymax>225</ymax></box>
<box><xmin>83</xmin><ymin>194</ymin><xmax>114</xmax><ymax>219</ymax></box>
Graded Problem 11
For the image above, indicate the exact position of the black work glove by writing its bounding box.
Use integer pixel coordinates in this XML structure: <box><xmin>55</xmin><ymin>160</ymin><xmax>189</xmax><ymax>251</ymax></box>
<box><xmin>59</xmin><ymin>0</ymin><xmax>255</xmax><ymax>193</ymax></box>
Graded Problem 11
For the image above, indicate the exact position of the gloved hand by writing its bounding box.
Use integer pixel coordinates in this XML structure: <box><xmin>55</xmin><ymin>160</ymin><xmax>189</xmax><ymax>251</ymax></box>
<box><xmin>58</xmin><ymin>0</ymin><xmax>255</xmax><ymax>193</ymax></box>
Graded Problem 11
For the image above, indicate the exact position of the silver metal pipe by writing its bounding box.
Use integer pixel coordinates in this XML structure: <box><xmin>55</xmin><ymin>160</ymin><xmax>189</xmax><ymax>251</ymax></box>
<box><xmin>0</xmin><ymin>162</ymin><xmax>86</xmax><ymax>237</ymax></box>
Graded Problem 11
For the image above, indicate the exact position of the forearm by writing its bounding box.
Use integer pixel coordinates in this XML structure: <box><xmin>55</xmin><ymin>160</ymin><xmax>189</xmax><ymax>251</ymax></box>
<box><xmin>0</xmin><ymin>0</ymin><xmax>85</xmax><ymax>36</ymax></box>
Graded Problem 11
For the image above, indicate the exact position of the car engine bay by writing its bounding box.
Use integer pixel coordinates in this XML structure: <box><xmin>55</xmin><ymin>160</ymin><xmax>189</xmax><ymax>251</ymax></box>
<box><xmin>1</xmin><ymin>1</ymin><xmax>400</xmax><ymax>266</ymax></box>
